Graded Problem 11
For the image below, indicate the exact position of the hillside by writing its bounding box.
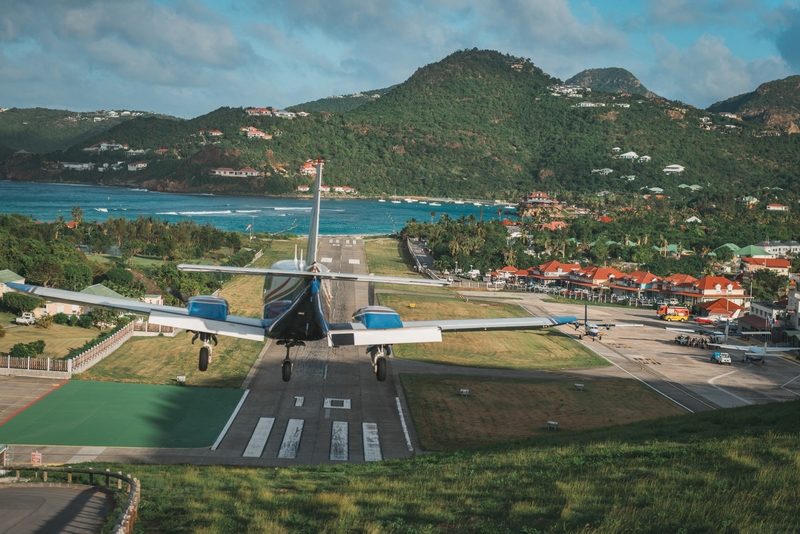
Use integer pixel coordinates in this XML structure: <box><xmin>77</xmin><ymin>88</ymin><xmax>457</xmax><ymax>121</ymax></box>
<box><xmin>566</xmin><ymin>67</ymin><xmax>658</xmax><ymax>98</ymax></box>
<box><xmin>708</xmin><ymin>75</ymin><xmax>800</xmax><ymax>134</ymax></box>
<box><xmin>288</xmin><ymin>86</ymin><xmax>397</xmax><ymax>113</ymax></box>
<box><xmin>0</xmin><ymin>108</ymin><xmax>127</xmax><ymax>153</ymax></box>
<box><xmin>2</xmin><ymin>49</ymin><xmax>800</xmax><ymax>202</ymax></box>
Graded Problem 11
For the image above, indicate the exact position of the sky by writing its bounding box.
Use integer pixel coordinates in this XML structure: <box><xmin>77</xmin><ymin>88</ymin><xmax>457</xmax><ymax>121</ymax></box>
<box><xmin>0</xmin><ymin>0</ymin><xmax>798</xmax><ymax>118</ymax></box>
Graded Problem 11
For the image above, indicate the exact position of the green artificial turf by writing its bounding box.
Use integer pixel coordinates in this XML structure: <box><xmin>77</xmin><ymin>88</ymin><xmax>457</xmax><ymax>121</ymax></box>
<box><xmin>0</xmin><ymin>380</ymin><xmax>245</xmax><ymax>448</ymax></box>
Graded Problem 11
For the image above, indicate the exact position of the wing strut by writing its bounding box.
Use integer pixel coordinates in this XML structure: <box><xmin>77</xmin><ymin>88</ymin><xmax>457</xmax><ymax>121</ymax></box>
<box><xmin>306</xmin><ymin>158</ymin><xmax>324</xmax><ymax>265</ymax></box>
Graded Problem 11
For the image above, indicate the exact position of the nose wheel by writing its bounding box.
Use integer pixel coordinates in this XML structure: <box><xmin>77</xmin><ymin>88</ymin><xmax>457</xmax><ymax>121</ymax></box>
<box><xmin>191</xmin><ymin>332</ymin><xmax>217</xmax><ymax>372</ymax></box>
<box><xmin>368</xmin><ymin>345</ymin><xmax>390</xmax><ymax>381</ymax></box>
<box><xmin>277</xmin><ymin>340</ymin><xmax>304</xmax><ymax>382</ymax></box>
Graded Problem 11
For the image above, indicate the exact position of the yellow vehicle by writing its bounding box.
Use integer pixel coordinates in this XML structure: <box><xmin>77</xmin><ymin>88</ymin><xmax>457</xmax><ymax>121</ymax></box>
<box><xmin>663</xmin><ymin>313</ymin><xmax>688</xmax><ymax>322</ymax></box>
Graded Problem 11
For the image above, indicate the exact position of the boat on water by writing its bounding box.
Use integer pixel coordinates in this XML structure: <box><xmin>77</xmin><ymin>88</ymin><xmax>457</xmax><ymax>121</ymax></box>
<box><xmin>429</xmin><ymin>202</ymin><xmax>441</xmax><ymax>206</ymax></box>
<box><xmin>453</xmin><ymin>200</ymin><xmax>465</xmax><ymax>205</ymax></box>
<box><xmin>473</xmin><ymin>202</ymin><xmax>482</xmax><ymax>206</ymax></box>
<box><xmin>419</xmin><ymin>201</ymin><xmax>427</xmax><ymax>205</ymax></box>
<box><xmin>378</xmin><ymin>199</ymin><xmax>386</xmax><ymax>202</ymax></box>
<box><xmin>391</xmin><ymin>200</ymin><xmax>401</xmax><ymax>204</ymax></box>
<box><xmin>505</xmin><ymin>205</ymin><xmax>516</xmax><ymax>209</ymax></box>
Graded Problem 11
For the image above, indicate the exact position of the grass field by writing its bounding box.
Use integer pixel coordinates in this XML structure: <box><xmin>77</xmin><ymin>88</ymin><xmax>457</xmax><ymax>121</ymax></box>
<box><xmin>401</xmin><ymin>375</ymin><xmax>686</xmax><ymax>451</ymax></box>
<box><xmin>378</xmin><ymin>293</ymin><xmax>606</xmax><ymax>370</ymax></box>
<box><xmin>0</xmin><ymin>323</ymin><xmax>99</xmax><ymax>359</ymax></box>
<box><xmin>364</xmin><ymin>237</ymin><xmax>454</xmax><ymax>296</ymax></box>
<box><xmin>65</xmin><ymin>399</ymin><xmax>800</xmax><ymax>533</ymax></box>
<box><xmin>0</xmin><ymin>380</ymin><xmax>244</xmax><ymax>448</ymax></box>
<box><xmin>76</xmin><ymin>332</ymin><xmax>263</xmax><ymax>388</ymax></box>
<box><xmin>84</xmin><ymin>254</ymin><xmax>167</xmax><ymax>266</ymax></box>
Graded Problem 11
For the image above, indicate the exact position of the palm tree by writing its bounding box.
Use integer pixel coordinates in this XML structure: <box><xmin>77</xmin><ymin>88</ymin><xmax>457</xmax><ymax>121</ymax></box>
<box><xmin>430</xmin><ymin>211</ymin><xmax>436</xmax><ymax>224</ymax></box>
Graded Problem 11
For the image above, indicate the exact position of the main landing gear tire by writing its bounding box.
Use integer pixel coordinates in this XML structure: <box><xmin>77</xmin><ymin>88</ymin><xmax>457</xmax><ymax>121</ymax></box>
<box><xmin>375</xmin><ymin>357</ymin><xmax>387</xmax><ymax>382</ymax></box>
<box><xmin>282</xmin><ymin>360</ymin><xmax>292</xmax><ymax>382</ymax></box>
<box><xmin>199</xmin><ymin>347</ymin><xmax>209</xmax><ymax>372</ymax></box>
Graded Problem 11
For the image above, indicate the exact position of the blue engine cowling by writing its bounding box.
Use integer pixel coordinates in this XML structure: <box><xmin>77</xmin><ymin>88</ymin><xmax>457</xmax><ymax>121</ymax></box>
<box><xmin>187</xmin><ymin>295</ymin><xmax>229</xmax><ymax>321</ymax></box>
<box><xmin>352</xmin><ymin>306</ymin><xmax>403</xmax><ymax>329</ymax></box>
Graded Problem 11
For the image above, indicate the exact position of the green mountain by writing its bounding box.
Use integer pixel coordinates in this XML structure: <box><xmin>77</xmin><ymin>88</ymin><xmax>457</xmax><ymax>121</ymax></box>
<box><xmin>288</xmin><ymin>86</ymin><xmax>397</xmax><ymax>113</ymax></box>
<box><xmin>708</xmin><ymin>75</ymin><xmax>800</xmax><ymax>134</ymax></box>
<box><xmin>566</xmin><ymin>68</ymin><xmax>658</xmax><ymax>98</ymax></box>
<box><xmin>2</xmin><ymin>50</ymin><xmax>799</xmax><ymax>203</ymax></box>
<box><xmin>0</xmin><ymin>108</ymin><xmax>176</xmax><ymax>153</ymax></box>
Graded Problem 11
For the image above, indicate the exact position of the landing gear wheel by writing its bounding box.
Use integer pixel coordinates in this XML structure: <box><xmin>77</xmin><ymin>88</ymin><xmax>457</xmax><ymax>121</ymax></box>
<box><xmin>282</xmin><ymin>360</ymin><xmax>292</xmax><ymax>382</ymax></box>
<box><xmin>199</xmin><ymin>347</ymin><xmax>209</xmax><ymax>372</ymax></box>
<box><xmin>375</xmin><ymin>357</ymin><xmax>387</xmax><ymax>382</ymax></box>
<box><xmin>578</xmin><ymin>334</ymin><xmax>582</xmax><ymax>340</ymax></box>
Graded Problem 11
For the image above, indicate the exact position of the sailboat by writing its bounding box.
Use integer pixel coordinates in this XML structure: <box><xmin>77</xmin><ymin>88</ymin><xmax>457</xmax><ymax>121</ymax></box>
<box><xmin>391</xmin><ymin>189</ymin><xmax>401</xmax><ymax>204</ymax></box>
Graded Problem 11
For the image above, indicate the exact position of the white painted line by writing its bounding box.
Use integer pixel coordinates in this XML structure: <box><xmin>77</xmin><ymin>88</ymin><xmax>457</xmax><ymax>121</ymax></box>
<box><xmin>332</xmin><ymin>244</ymin><xmax>340</xmax><ymax>246</ymax></box>
<box><xmin>781</xmin><ymin>373</ymin><xmax>800</xmax><ymax>395</ymax></box>
<box><xmin>211</xmin><ymin>389</ymin><xmax>250</xmax><ymax>450</ymax></box>
<box><xmin>243</xmin><ymin>417</ymin><xmax>275</xmax><ymax>458</ymax></box>
<box><xmin>362</xmin><ymin>422</ymin><xmax>382</xmax><ymax>462</ymax></box>
<box><xmin>278</xmin><ymin>419</ymin><xmax>304</xmax><ymax>459</ymax></box>
<box><xmin>330</xmin><ymin>421</ymin><xmax>348</xmax><ymax>461</ymax></box>
<box><xmin>324</xmin><ymin>398</ymin><xmax>351</xmax><ymax>409</ymax></box>
<box><xmin>67</xmin><ymin>447</ymin><xmax>106</xmax><ymax>464</ymax></box>
<box><xmin>320</xmin><ymin>257</ymin><xmax>333</xmax><ymax>263</ymax></box>
<box><xmin>395</xmin><ymin>397</ymin><xmax>414</xmax><ymax>452</ymax></box>
<box><xmin>348</xmin><ymin>259</ymin><xmax>360</xmax><ymax>264</ymax></box>
<box><xmin>323</xmin><ymin>364</ymin><xmax>328</xmax><ymax>380</ymax></box>
<box><xmin>294</xmin><ymin>396</ymin><xmax>305</xmax><ymax>407</ymax></box>
<box><xmin>708</xmin><ymin>369</ymin><xmax>753</xmax><ymax>405</ymax></box>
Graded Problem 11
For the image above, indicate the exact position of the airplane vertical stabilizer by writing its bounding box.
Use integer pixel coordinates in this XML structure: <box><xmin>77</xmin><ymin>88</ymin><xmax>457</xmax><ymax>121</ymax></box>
<box><xmin>306</xmin><ymin>158</ymin><xmax>323</xmax><ymax>264</ymax></box>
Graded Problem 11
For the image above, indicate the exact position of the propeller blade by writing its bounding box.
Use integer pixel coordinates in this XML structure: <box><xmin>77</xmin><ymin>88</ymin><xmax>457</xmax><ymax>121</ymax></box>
<box><xmin>167</xmin><ymin>286</ymin><xmax>190</xmax><ymax>304</ymax></box>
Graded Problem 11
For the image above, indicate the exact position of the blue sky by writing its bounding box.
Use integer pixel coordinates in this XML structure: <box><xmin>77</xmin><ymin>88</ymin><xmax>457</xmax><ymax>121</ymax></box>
<box><xmin>0</xmin><ymin>0</ymin><xmax>797</xmax><ymax>118</ymax></box>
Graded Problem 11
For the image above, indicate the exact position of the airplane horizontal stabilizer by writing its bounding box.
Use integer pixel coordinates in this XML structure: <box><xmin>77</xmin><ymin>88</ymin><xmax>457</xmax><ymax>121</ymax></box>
<box><xmin>177</xmin><ymin>264</ymin><xmax>451</xmax><ymax>287</ymax></box>
<box><xmin>149</xmin><ymin>311</ymin><xmax>265</xmax><ymax>341</ymax></box>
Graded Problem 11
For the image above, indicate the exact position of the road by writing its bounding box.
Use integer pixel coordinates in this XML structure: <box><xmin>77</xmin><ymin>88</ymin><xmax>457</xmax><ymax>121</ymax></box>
<box><xmin>0</xmin><ymin>486</ymin><xmax>112</xmax><ymax>534</ymax></box>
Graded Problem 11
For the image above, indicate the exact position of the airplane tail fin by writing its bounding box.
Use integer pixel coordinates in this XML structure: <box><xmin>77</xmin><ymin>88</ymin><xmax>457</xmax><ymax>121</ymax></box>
<box><xmin>306</xmin><ymin>158</ymin><xmax>324</xmax><ymax>265</ymax></box>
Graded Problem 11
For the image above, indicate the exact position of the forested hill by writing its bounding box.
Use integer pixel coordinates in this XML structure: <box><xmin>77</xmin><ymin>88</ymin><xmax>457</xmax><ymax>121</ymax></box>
<box><xmin>0</xmin><ymin>108</ymin><xmax>125</xmax><ymax>153</ymax></box>
<box><xmin>288</xmin><ymin>86</ymin><xmax>396</xmax><ymax>113</ymax></box>
<box><xmin>707</xmin><ymin>75</ymin><xmax>800</xmax><ymax>134</ymax></box>
<box><xmin>566</xmin><ymin>68</ymin><xmax>657</xmax><ymax>98</ymax></box>
<box><xmin>2</xmin><ymin>49</ymin><xmax>800</xmax><ymax>203</ymax></box>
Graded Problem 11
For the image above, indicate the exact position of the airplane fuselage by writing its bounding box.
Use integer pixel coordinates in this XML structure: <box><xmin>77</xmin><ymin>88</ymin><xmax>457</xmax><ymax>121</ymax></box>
<box><xmin>262</xmin><ymin>259</ymin><xmax>333</xmax><ymax>342</ymax></box>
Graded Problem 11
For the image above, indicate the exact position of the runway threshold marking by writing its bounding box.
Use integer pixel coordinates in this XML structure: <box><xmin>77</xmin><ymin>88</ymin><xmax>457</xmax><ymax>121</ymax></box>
<box><xmin>211</xmin><ymin>390</ymin><xmax>250</xmax><ymax>450</ymax></box>
<box><xmin>362</xmin><ymin>422</ymin><xmax>382</xmax><ymax>462</ymax></box>
<box><xmin>395</xmin><ymin>397</ymin><xmax>414</xmax><ymax>452</ymax></box>
<box><xmin>330</xmin><ymin>421</ymin><xmax>348</xmax><ymax>461</ymax></box>
<box><xmin>324</xmin><ymin>398</ymin><xmax>351</xmax><ymax>409</ymax></box>
<box><xmin>294</xmin><ymin>396</ymin><xmax>305</xmax><ymax>407</ymax></box>
<box><xmin>242</xmin><ymin>418</ymin><xmax>275</xmax><ymax>458</ymax></box>
<box><xmin>278</xmin><ymin>419</ymin><xmax>304</xmax><ymax>459</ymax></box>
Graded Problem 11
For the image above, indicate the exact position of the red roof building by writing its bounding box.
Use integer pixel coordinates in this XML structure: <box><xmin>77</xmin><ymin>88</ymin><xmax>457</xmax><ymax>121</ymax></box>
<box><xmin>699</xmin><ymin>298</ymin><xmax>744</xmax><ymax>319</ymax></box>
<box><xmin>529</xmin><ymin>260</ymin><xmax>581</xmax><ymax>284</ymax></box>
<box><xmin>668</xmin><ymin>276</ymin><xmax>747</xmax><ymax>305</ymax></box>
<box><xmin>596</xmin><ymin>215</ymin><xmax>612</xmax><ymax>223</ymax></box>
<box><xmin>539</xmin><ymin>221</ymin><xmax>568</xmax><ymax>231</ymax></box>
<box><xmin>568</xmin><ymin>266</ymin><xmax>626</xmax><ymax>289</ymax></box>
<box><xmin>741</xmin><ymin>257</ymin><xmax>791</xmax><ymax>276</ymax></box>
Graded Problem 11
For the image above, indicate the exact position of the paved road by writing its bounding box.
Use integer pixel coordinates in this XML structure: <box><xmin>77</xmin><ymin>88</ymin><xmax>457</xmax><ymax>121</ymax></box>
<box><xmin>0</xmin><ymin>377</ymin><xmax>66</xmax><ymax>425</ymax></box>
<box><xmin>0</xmin><ymin>486</ymin><xmax>112</xmax><ymax>534</ymax></box>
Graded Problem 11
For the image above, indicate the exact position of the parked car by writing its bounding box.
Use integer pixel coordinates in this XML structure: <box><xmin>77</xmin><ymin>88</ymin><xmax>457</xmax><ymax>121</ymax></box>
<box><xmin>15</xmin><ymin>312</ymin><xmax>36</xmax><ymax>326</ymax></box>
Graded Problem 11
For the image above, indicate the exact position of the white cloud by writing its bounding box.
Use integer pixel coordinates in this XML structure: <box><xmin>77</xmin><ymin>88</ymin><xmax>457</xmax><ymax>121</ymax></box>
<box><xmin>646</xmin><ymin>0</ymin><xmax>759</xmax><ymax>27</ymax></box>
<box><xmin>647</xmin><ymin>34</ymin><xmax>790</xmax><ymax>106</ymax></box>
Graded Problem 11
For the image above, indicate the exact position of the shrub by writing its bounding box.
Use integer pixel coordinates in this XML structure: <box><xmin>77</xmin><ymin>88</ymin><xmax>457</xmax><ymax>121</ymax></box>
<box><xmin>106</xmin><ymin>267</ymin><xmax>134</xmax><ymax>286</ymax></box>
<box><xmin>1</xmin><ymin>292</ymin><xmax>44</xmax><ymax>314</ymax></box>
<box><xmin>0</xmin><ymin>325</ymin><xmax>5</xmax><ymax>338</ymax></box>
<box><xmin>77</xmin><ymin>315</ymin><xmax>94</xmax><ymax>329</ymax></box>
<box><xmin>37</xmin><ymin>315</ymin><xmax>54</xmax><ymax>329</ymax></box>
<box><xmin>9</xmin><ymin>340</ymin><xmax>44</xmax><ymax>358</ymax></box>
<box><xmin>53</xmin><ymin>313</ymin><xmax>70</xmax><ymax>325</ymax></box>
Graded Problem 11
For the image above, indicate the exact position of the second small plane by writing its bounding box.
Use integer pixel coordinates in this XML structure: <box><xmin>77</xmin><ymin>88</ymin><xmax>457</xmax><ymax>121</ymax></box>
<box><xmin>10</xmin><ymin>159</ymin><xmax>577</xmax><ymax>383</ymax></box>
<box><xmin>573</xmin><ymin>305</ymin><xmax>643</xmax><ymax>340</ymax></box>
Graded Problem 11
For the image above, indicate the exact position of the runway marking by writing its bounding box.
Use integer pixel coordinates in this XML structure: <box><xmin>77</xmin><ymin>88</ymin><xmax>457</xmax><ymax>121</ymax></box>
<box><xmin>320</xmin><ymin>257</ymin><xmax>333</xmax><ymax>263</ymax></box>
<box><xmin>278</xmin><ymin>419</ymin><xmax>304</xmax><ymax>459</ymax></box>
<box><xmin>211</xmin><ymin>389</ymin><xmax>250</xmax><ymax>450</ymax></box>
<box><xmin>324</xmin><ymin>398</ymin><xmax>351</xmax><ymax>409</ymax></box>
<box><xmin>781</xmin><ymin>373</ymin><xmax>800</xmax><ymax>395</ymax></box>
<box><xmin>330</xmin><ymin>421</ymin><xmax>348</xmax><ymax>461</ymax></box>
<box><xmin>323</xmin><ymin>364</ymin><xmax>328</xmax><ymax>379</ymax></box>
<box><xmin>396</xmin><ymin>397</ymin><xmax>414</xmax><ymax>452</ymax></box>
<box><xmin>708</xmin><ymin>369</ymin><xmax>753</xmax><ymax>405</ymax></box>
<box><xmin>362</xmin><ymin>422</ymin><xmax>382</xmax><ymax>462</ymax></box>
<box><xmin>294</xmin><ymin>396</ymin><xmax>305</xmax><ymax>406</ymax></box>
<box><xmin>243</xmin><ymin>418</ymin><xmax>275</xmax><ymax>458</ymax></box>
<box><xmin>67</xmin><ymin>447</ymin><xmax>106</xmax><ymax>464</ymax></box>
<box><xmin>348</xmin><ymin>259</ymin><xmax>360</xmax><ymax>264</ymax></box>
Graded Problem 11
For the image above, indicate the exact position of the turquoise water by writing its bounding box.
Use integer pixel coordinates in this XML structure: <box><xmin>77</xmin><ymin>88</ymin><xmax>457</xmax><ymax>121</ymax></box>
<box><xmin>0</xmin><ymin>181</ymin><xmax>511</xmax><ymax>235</ymax></box>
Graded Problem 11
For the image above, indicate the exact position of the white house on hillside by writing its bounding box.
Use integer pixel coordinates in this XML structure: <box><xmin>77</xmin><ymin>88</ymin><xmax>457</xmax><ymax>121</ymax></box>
<box><xmin>663</xmin><ymin>164</ymin><xmax>685</xmax><ymax>173</ymax></box>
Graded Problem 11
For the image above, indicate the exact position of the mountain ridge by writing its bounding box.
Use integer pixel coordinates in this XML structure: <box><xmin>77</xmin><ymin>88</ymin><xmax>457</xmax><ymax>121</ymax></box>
<box><xmin>565</xmin><ymin>68</ymin><xmax>658</xmax><ymax>98</ymax></box>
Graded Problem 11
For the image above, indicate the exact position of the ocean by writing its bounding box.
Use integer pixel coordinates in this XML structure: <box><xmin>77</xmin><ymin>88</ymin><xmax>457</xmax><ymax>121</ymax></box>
<box><xmin>0</xmin><ymin>181</ymin><xmax>513</xmax><ymax>235</ymax></box>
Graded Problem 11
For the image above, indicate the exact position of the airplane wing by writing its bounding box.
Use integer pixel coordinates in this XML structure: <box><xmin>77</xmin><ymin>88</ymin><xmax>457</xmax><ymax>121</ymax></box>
<box><xmin>327</xmin><ymin>315</ymin><xmax>577</xmax><ymax>347</ymax></box>
<box><xmin>178</xmin><ymin>264</ymin><xmax>451</xmax><ymax>287</ymax></box>
<box><xmin>594</xmin><ymin>322</ymin><xmax>644</xmax><ymax>328</ymax></box>
<box><xmin>7</xmin><ymin>283</ymin><xmax>265</xmax><ymax>341</ymax></box>
<box><xmin>708</xmin><ymin>343</ymin><xmax>799</xmax><ymax>354</ymax></box>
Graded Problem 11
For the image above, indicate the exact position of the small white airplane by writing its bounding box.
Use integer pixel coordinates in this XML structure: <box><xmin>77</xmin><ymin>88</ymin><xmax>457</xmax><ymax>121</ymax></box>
<box><xmin>573</xmin><ymin>305</ymin><xmax>643</xmax><ymax>340</ymax></box>
<box><xmin>710</xmin><ymin>332</ymin><xmax>800</xmax><ymax>364</ymax></box>
<box><xmin>9</xmin><ymin>159</ymin><xmax>577</xmax><ymax>382</ymax></box>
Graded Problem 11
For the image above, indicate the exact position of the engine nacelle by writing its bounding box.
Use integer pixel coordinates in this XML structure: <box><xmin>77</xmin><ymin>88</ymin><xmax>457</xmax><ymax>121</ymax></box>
<box><xmin>352</xmin><ymin>306</ymin><xmax>403</xmax><ymax>329</ymax></box>
<box><xmin>187</xmin><ymin>295</ymin><xmax>229</xmax><ymax>321</ymax></box>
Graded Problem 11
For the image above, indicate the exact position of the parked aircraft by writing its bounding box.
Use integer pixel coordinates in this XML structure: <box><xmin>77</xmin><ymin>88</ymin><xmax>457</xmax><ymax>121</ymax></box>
<box><xmin>9</xmin><ymin>159</ymin><xmax>577</xmax><ymax>382</ymax></box>
<box><xmin>710</xmin><ymin>332</ymin><xmax>800</xmax><ymax>363</ymax></box>
<box><xmin>573</xmin><ymin>305</ymin><xmax>643</xmax><ymax>340</ymax></box>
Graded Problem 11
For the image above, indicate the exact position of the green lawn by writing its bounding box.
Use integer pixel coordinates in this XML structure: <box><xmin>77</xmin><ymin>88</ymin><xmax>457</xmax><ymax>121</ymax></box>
<box><xmin>378</xmin><ymin>293</ymin><xmax>606</xmax><ymax>370</ymax></box>
<box><xmin>48</xmin><ymin>399</ymin><xmax>800</xmax><ymax>534</ymax></box>
<box><xmin>0</xmin><ymin>323</ymin><xmax>100</xmax><ymax>359</ymax></box>
<box><xmin>0</xmin><ymin>380</ymin><xmax>245</xmax><ymax>448</ymax></box>
<box><xmin>364</xmin><ymin>237</ymin><xmax>455</xmax><ymax>296</ymax></box>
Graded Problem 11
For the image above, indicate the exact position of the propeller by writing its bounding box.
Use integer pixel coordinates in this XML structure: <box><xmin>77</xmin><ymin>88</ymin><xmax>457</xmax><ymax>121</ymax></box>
<box><xmin>166</xmin><ymin>286</ymin><xmax>190</xmax><ymax>305</ymax></box>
